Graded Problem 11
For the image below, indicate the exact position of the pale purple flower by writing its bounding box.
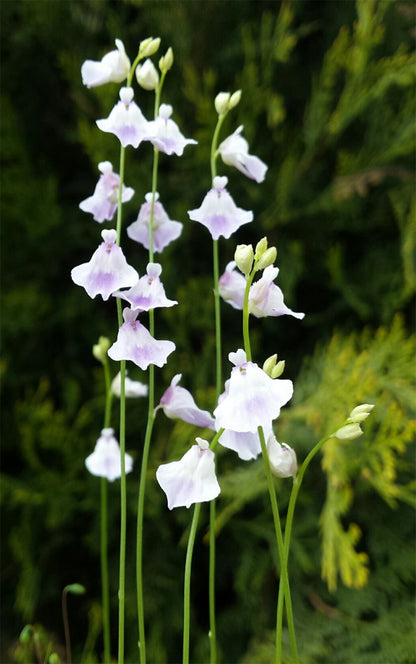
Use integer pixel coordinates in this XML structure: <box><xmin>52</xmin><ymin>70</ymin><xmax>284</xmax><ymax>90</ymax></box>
<box><xmin>213</xmin><ymin>349</ymin><xmax>293</xmax><ymax>433</ymax></box>
<box><xmin>218</xmin><ymin>261</ymin><xmax>246</xmax><ymax>310</ymax></box>
<box><xmin>85</xmin><ymin>428</ymin><xmax>133</xmax><ymax>481</ymax></box>
<box><xmin>218</xmin><ymin>125</ymin><xmax>268</xmax><ymax>183</ymax></box>
<box><xmin>113</xmin><ymin>263</ymin><xmax>177</xmax><ymax>312</ymax></box>
<box><xmin>267</xmin><ymin>435</ymin><xmax>297</xmax><ymax>478</ymax></box>
<box><xmin>79</xmin><ymin>161</ymin><xmax>134</xmax><ymax>223</ymax></box>
<box><xmin>71</xmin><ymin>229</ymin><xmax>138</xmax><ymax>300</ymax></box>
<box><xmin>96</xmin><ymin>87</ymin><xmax>152</xmax><ymax>148</ymax></box>
<box><xmin>107</xmin><ymin>308</ymin><xmax>175</xmax><ymax>370</ymax></box>
<box><xmin>147</xmin><ymin>104</ymin><xmax>197</xmax><ymax>156</ymax></box>
<box><xmin>111</xmin><ymin>372</ymin><xmax>148</xmax><ymax>398</ymax></box>
<box><xmin>81</xmin><ymin>39</ymin><xmax>130</xmax><ymax>88</ymax></box>
<box><xmin>156</xmin><ymin>437</ymin><xmax>220</xmax><ymax>509</ymax></box>
<box><xmin>218</xmin><ymin>424</ymin><xmax>271</xmax><ymax>461</ymax></box>
<box><xmin>188</xmin><ymin>176</ymin><xmax>253</xmax><ymax>240</ymax></box>
<box><xmin>249</xmin><ymin>265</ymin><xmax>305</xmax><ymax>319</ymax></box>
<box><xmin>127</xmin><ymin>192</ymin><xmax>183</xmax><ymax>253</ymax></box>
<box><xmin>157</xmin><ymin>374</ymin><xmax>215</xmax><ymax>429</ymax></box>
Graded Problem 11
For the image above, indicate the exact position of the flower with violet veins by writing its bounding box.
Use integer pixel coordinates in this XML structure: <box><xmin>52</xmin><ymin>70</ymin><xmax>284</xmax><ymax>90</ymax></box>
<box><xmin>147</xmin><ymin>104</ymin><xmax>197</xmax><ymax>156</ymax></box>
<box><xmin>214</xmin><ymin>349</ymin><xmax>293</xmax><ymax>433</ymax></box>
<box><xmin>249</xmin><ymin>265</ymin><xmax>305</xmax><ymax>319</ymax></box>
<box><xmin>111</xmin><ymin>372</ymin><xmax>148</xmax><ymax>398</ymax></box>
<box><xmin>188</xmin><ymin>176</ymin><xmax>253</xmax><ymax>240</ymax></box>
<box><xmin>79</xmin><ymin>161</ymin><xmax>134</xmax><ymax>223</ymax></box>
<box><xmin>218</xmin><ymin>260</ymin><xmax>246</xmax><ymax>310</ymax></box>
<box><xmin>71</xmin><ymin>229</ymin><xmax>138</xmax><ymax>301</ymax></box>
<box><xmin>108</xmin><ymin>308</ymin><xmax>175</xmax><ymax>370</ymax></box>
<box><xmin>157</xmin><ymin>374</ymin><xmax>215</xmax><ymax>429</ymax></box>
<box><xmin>97</xmin><ymin>87</ymin><xmax>152</xmax><ymax>149</ymax></box>
<box><xmin>113</xmin><ymin>262</ymin><xmax>177</xmax><ymax>312</ymax></box>
<box><xmin>85</xmin><ymin>428</ymin><xmax>133</xmax><ymax>481</ymax></box>
<box><xmin>156</xmin><ymin>437</ymin><xmax>220</xmax><ymax>509</ymax></box>
<box><xmin>267</xmin><ymin>435</ymin><xmax>297</xmax><ymax>478</ymax></box>
<box><xmin>81</xmin><ymin>39</ymin><xmax>130</xmax><ymax>88</ymax></box>
<box><xmin>218</xmin><ymin>125</ymin><xmax>268</xmax><ymax>183</ymax></box>
<box><xmin>127</xmin><ymin>193</ymin><xmax>183</xmax><ymax>253</ymax></box>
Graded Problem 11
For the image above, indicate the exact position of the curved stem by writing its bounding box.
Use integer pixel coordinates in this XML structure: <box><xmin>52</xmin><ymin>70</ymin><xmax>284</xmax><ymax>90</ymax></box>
<box><xmin>183</xmin><ymin>502</ymin><xmax>202</xmax><ymax>664</ymax></box>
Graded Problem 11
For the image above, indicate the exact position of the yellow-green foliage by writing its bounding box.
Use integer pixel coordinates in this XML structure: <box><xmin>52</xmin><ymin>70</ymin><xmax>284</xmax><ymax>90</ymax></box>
<box><xmin>289</xmin><ymin>315</ymin><xmax>415</xmax><ymax>591</ymax></box>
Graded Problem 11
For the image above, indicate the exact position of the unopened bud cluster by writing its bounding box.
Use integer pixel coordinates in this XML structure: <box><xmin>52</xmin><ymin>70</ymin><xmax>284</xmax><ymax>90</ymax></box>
<box><xmin>214</xmin><ymin>89</ymin><xmax>242</xmax><ymax>116</ymax></box>
<box><xmin>234</xmin><ymin>236</ymin><xmax>277</xmax><ymax>277</ymax></box>
<box><xmin>92</xmin><ymin>336</ymin><xmax>111</xmax><ymax>364</ymax></box>
<box><xmin>263</xmin><ymin>354</ymin><xmax>285</xmax><ymax>378</ymax></box>
<box><xmin>334</xmin><ymin>404</ymin><xmax>374</xmax><ymax>440</ymax></box>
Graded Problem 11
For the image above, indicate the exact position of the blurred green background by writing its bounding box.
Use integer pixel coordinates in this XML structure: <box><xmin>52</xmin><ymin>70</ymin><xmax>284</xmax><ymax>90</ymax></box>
<box><xmin>1</xmin><ymin>0</ymin><xmax>415</xmax><ymax>662</ymax></box>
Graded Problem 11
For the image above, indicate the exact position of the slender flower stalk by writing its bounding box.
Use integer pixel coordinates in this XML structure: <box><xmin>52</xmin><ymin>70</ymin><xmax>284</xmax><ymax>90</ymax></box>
<box><xmin>135</xmin><ymin>65</ymin><xmax>167</xmax><ymax>664</ymax></box>
<box><xmin>101</xmin><ymin>352</ymin><xmax>113</xmax><ymax>663</ymax></box>
<box><xmin>183</xmin><ymin>502</ymin><xmax>202</xmax><ymax>664</ymax></box>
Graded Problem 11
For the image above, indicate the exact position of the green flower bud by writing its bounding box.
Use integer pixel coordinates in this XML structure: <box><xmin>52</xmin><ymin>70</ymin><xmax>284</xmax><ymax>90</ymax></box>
<box><xmin>214</xmin><ymin>92</ymin><xmax>231</xmax><ymax>116</ymax></box>
<box><xmin>256</xmin><ymin>246</ymin><xmax>277</xmax><ymax>271</ymax></box>
<box><xmin>64</xmin><ymin>583</ymin><xmax>86</xmax><ymax>595</ymax></box>
<box><xmin>271</xmin><ymin>360</ymin><xmax>285</xmax><ymax>378</ymax></box>
<box><xmin>49</xmin><ymin>654</ymin><xmax>60</xmax><ymax>664</ymax></box>
<box><xmin>159</xmin><ymin>47</ymin><xmax>173</xmax><ymax>73</ymax></box>
<box><xmin>263</xmin><ymin>354</ymin><xmax>277</xmax><ymax>376</ymax></box>
<box><xmin>254</xmin><ymin>236</ymin><xmax>268</xmax><ymax>260</ymax></box>
<box><xmin>234</xmin><ymin>244</ymin><xmax>254</xmax><ymax>276</ymax></box>
<box><xmin>229</xmin><ymin>89</ymin><xmax>242</xmax><ymax>109</ymax></box>
<box><xmin>334</xmin><ymin>423</ymin><xmax>363</xmax><ymax>440</ymax></box>
<box><xmin>348</xmin><ymin>404</ymin><xmax>375</xmax><ymax>423</ymax></box>
<box><xmin>139</xmin><ymin>37</ymin><xmax>161</xmax><ymax>58</ymax></box>
<box><xmin>92</xmin><ymin>336</ymin><xmax>111</xmax><ymax>364</ymax></box>
<box><xmin>19</xmin><ymin>625</ymin><xmax>33</xmax><ymax>644</ymax></box>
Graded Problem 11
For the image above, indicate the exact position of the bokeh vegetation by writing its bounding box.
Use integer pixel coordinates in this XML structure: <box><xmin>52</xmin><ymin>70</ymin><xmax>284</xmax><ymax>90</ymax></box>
<box><xmin>1</xmin><ymin>0</ymin><xmax>415</xmax><ymax>662</ymax></box>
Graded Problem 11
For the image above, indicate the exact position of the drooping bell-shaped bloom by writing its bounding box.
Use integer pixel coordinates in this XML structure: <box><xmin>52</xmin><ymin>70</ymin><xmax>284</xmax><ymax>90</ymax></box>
<box><xmin>188</xmin><ymin>176</ymin><xmax>253</xmax><ymax>240</ymax></box>
<box><xmin>218</xmin><ymin>125</ymin><xmax>268</xmax><ymax>183</ymax></box>
<box><xmin>79</xmin><ymin>161</ymin><xmax>134</xmax><ymax>223</ymax></box>
<box><xmin>218</xmin><ymin>261</ymin><xmax>246</xmax><ymax>310</ymax></box>
<box><xmin>267</xmin><ymin>435</ymin><xmax>297</xmax><ymax>478</ymax></box>
<box><xmin>81</xmin><ymin>39</ymin><xmax>131</xmax><ymax>88</ymax></box>
<box><xmin>217</xmin><ymin>423</ymin><xmax>272</xmax><ymax>461</ymax></box>
<box><xmin>107</xmin><ymin>308</ymin><xmax>175</xmax><ymax>370</ymax></box>
<box><xmin>127</xmin><ymin>192</ymin><xmax>183</xmax><ymax>253</ymax></box>
<box><xmin>157</xmin><ymin>374</ymin><xmax>215</xmax><ymax>429</ymax></box>
<box><xmin>113</xmin><ymin>263</ymin><xmax>177</xmax><ymax>312</ymax></box>
<box><xmin>111</xmin><ymin>371</ymin><xmax>148</xmax><ymax>398</ymax></box>
<box><xmin>156</xmin><ymin>437</ymin><xmax>220</xmax><ymax>509</ymax></box>
<box><xmin>249</xmin><ymin>266</ymin><xmax>305</xmax><ymax>319</ymax></box>
<box><xmin>147</xmin><ymin>104</ymin><xmax>197</xmax><ymax>156</ymax></box>
<box><xmin>85</xmin><ymin>428</ymin><xmax>133</xmax><ymax>481</ymax></box>
<box><xmin>96</xmin><ymin>87</ymin><xmax>152</xmax><ymax>148</ymax></box>
<box><xmin>214</xmin><ymin>350</ymin><xmax>293</xmax><ymax>433</ymax></box>
<box><xmin>71</xmin><ymin>229</ymin><xmax>138</xmax><ymax>300</ymax></box>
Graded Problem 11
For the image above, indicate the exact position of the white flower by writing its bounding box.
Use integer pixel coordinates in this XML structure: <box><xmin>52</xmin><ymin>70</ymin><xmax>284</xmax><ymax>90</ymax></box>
<box><xmin>156</xmin><ymin>438</ymin><xmax>220</xmax><ymax>509</ymax></box>
<box><xmin>267</xmin><ymin>435</ymin><xmax>297</xmax><ymax>478</ymax></box>
<box><xmin>218</xmin><ymin>125</ymin><xmax>268</xmax><ymax>182</ymax></box>
<box><xmin>136</xmin><ymin>59</ymin><xmax>159</xmax><ymax>90</ymax></box>
<box><xmin>147</xmin><ymin>104</ymin><xmax>197</xmax><ymax>156</ymax></box>
<box><xmin>111</xmin><ymin>372</ymin><xmax>148</xmax><ymax>398</ymax></box>
<box><xmin>96</xmin><ymin>87</ymin><xmax>152</xmax><ymax>149</ymax></box>
<box><xmin>85</xmin><ymin>428</ymin><xmax>133</xmax><ymax>481</ymax></box>
<box><xmin>81</xmin><ymin>39</ymin><xmax>130</xmax><ymax>88</ymax></box>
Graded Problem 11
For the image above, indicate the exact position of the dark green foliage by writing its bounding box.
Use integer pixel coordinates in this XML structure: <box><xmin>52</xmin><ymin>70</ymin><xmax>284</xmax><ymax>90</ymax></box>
<box><xmin>1</xmin><ymin>0</ymin><xmax>415</xmax><ymax>662</ymax></box>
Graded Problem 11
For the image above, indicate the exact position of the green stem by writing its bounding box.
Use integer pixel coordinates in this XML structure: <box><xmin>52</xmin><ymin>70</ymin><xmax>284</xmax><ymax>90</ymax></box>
<box><xmin>62</xmin><ymin>589</ymin><xmax>72</xmax><ymax>664</ymax></box>
<box><xmin>135</xmin><ymin>74</ymin><xmax>165</xmax><ymax>663</ymax></box>
<box><xmin>100</xmin><ymin>356</ymin><xmax>112</xmax><ymax>663</ymax></box>
<box><xmin>183</xmin><ymin>502</ymin><xmax>202</xmax><ymax>664</ymax></box>
<box><xmin>242</xmin><ymin>269</ymin><xmax>256</xmax><ymax>362</ymax></box>
<box><xmin>257</xmin><ymin>427</ymin><xmax>298</xmax><ymax>664</ymax></box>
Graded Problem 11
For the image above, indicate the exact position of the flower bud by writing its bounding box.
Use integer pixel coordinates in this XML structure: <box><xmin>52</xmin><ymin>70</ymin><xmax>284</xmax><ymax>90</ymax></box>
<box><xmin>348</xmin><ymin>404</ymin><xmax>375</xmax><ymax>423</ymax></box>
<box><xmin>256</xmin><ymin>246</ymin><xmax>277</xmax><ymax>271</ymax></box>
<box><xmin>254</xmin><ymin>236</ymin><xmax>268</xmax><ymax>260</ymax></box>
<box><xmin>234</xmin><ymin>244</ymin><xmax>254</xmax><ymax>276</ymax></box>
<box><xmin>92</xmin><ymin>336</ymin><xmax>111</xmax><ymax>364</ymax></box>
<box><xmin>263</xmin><ymin>353</ymin><xmax>277</xmax><ymax>376</ymax></box>
<box><xmin>229</xmin><ymin>89</ymin><xmax>242</xmax><ymax>109</ymax></box>
<box><xmin>159</xmin><ymin>47</ymin><xmax>174</xmax><ymax>73</ymax></box>
<box><xmin>19</xmin><ymin>625</ymin><xmax>32</xmax><ymax>644</ymax></box>
<box><xmin>271</xmin><ymin>360</ymin><xmax>285</xmax><ymax>378</ymax></box>
<box><xmin>334</xmin><ymin>422</ymin><xmax>363</xmax><ymax>440</ymax></box>
<box><xmin>139</xmin><ymin>37</ymin><xmax>161</xmax><ymax>58</ymax></box>
<box><xmin>215</xmin><ymin>92</ymin><xmax>231</xmax><ymax>116</ymax></box>
<box><xmin>136</xmin><ymin>59</ymin><xmax>159</xmax><ymax>90</ymax></box>
<box><xmin>267</xmin><ymin>435</ymin><xmax>297</xmax><ymax>478</ymax></box>
<box><xmin>48</xmin><ymin>654</ymin><xmax>60</xmax><ymax>664</ymax></box>
<box><xmin>64</xmin><ymin>583</ymin><xmax>86</xmax><ymax>595</ymax></box>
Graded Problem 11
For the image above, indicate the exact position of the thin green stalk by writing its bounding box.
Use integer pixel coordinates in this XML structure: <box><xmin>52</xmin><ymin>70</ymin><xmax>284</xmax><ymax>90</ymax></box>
<box><xmin>100</xmin><ymin>356</ymin><xmax>112</xmax><ymax>663</ymax></box>
<box><xmin>183</xmin><ymin>502</ymin><xmax>202</xmax><ymax>664</ymax></box>
<box><xmin>62</xmin><ymin>589</ymin><xmax>72</xmax><ymax>664</ymax></box>
<box><xmin>135</xmin><ymin>73</ymin><xmax>165</xmax><ymax>663</ymax></box>
<box><xmin>257</xmin><ymin>427</ymin><xmax>298</xmax><ymax>664</ymax></box>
